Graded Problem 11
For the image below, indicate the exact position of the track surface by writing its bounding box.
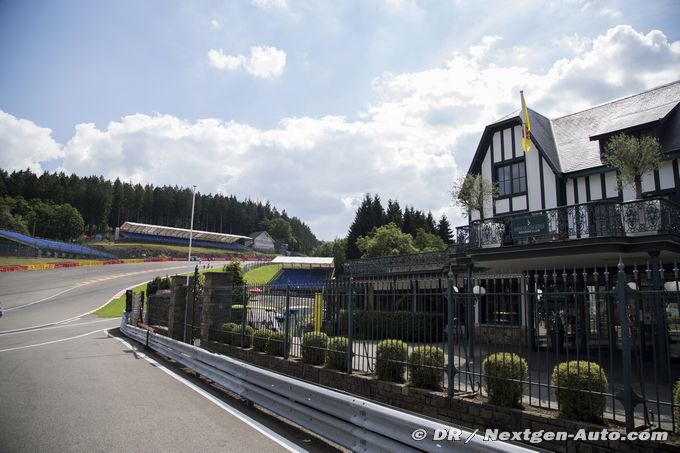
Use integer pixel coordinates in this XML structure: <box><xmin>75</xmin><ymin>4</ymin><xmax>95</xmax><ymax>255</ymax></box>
<box><xmin>0</xmin><ymin>263</ymin><xmax>339</xmax><ymax>452</ymax></box>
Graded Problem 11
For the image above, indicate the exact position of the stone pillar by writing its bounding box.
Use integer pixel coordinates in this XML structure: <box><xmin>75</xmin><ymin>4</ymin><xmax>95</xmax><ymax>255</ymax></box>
<box><xmin>168</xmin><ymin>276</ymin><xmax>188</xmax><ymax>341</ymax></box>
<box><xmin>200</xmin><ymin>272</ymin><xmax>234</xmax><ymax>344</ymax></box>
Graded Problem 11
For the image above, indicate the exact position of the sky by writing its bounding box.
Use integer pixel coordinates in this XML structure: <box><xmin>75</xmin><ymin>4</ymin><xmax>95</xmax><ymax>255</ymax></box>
<box><xmin>1</xmin><ymin>0</ymin><xmax>680</xmax><ymax>241</ymax></box>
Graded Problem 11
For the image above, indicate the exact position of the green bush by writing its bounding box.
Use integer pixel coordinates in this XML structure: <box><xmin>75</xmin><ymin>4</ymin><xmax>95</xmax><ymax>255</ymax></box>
<box><xmin>266</xmin><ymin>331</ymin><xmax>291</xmax><ymax>357</ymax></box>
<box><xmin>327</xmin><ymin>337</ymin><xmax>349</xmax><ymax>370</ymax></box>
<box><xmin>222</xmin><ymin>322</ymin><xmax>239</xmax><ymax>345</ymax></box>
<box><xmin>339</xmin><ymin>310</ymin><xmax>444</xmax><ymax>342</ymax></box>
<box><xmin>301</xmin><ymin>332</ymin><xmax>329</xmax><ymax>365</ymax></box>
<box><xmin>409</xmin><ymin>345</ymin><xmax>445</xmax><ymax>390</ymax></box>
<box><xmin>552</xmin><ymin>361</ymin><xmax>608</xmax><ymax>422</ymax></box>
<box><xmin>233</xmin><ymin>325</ymin><xmax>254</xmax><ymax>348</ymax></box>
<box><xmin>482</xmin><ymin>352</ymin><xmax>528</xmax><ymax>408</ymax></box>
<box><xmin>253</xmin><ymin>328</ymin><xmax>274</xmax><ymax>352</ymax></box>
<box><xmin>675</xmin><ymin>379</ymin><xmax>680</xmax><ymax>434</ymax></box>
<box><xmin>375</xmin><ymin>339</ymin><xmax>407</xmax><ymax>383</ymax></box>
<box><xmin>146</xmin><ymin>275</ymin><xmax>172</xmax><ymax>295</ymax></box>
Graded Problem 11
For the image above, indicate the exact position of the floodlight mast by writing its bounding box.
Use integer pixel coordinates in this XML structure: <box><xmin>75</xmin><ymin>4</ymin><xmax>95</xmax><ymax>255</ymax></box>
<box><xmin>188</xmin><ymin>185</ymin><xmax>197</xmax><ymax>263</ymax></box>
<box><xmin>184</xmin><ymin>184</ymin><xmax>197</xmax><ymax>343</ymax></box>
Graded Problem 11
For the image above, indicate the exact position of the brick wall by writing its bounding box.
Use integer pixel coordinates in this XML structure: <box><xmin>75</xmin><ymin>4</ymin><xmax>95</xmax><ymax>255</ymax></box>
<box><xmin>205</xmin><ymin>341</ymin><xmax>677</xmax><ymax>453</ymax></box>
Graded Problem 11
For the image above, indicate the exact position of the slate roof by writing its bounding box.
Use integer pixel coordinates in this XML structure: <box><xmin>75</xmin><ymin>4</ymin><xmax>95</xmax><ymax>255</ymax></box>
<box><xmin>479</xmin><ymin>81</ymin><xmax>680</xmax><ymax>175</ymax></box>
<box><xmin>552</xmin><ymin>81</ymin><xmax>680</xmax><ymax>172</ymax></box>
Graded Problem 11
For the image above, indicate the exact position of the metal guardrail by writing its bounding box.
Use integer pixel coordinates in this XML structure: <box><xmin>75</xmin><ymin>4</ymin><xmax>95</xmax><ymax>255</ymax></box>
<box><xmin>119</xmin><ymin>317</ymin><xmax>535</xmax><ymax>453</ymax></box>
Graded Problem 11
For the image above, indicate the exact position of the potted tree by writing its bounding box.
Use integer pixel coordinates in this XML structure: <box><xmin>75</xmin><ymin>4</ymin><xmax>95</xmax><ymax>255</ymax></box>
<box><xmin>603</xmin><ymin>133</ymin><xmax>662</xmax><ymax>236</ymax></box>
<box><xmin>452</xmin><ymin>173</ymin><xmax>501</xmax><ymax>248</ymax></box>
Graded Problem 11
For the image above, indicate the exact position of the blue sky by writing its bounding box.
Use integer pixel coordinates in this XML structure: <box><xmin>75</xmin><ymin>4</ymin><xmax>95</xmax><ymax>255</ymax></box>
<box><xmin>1</xmin><ymin>0</ymin><xmax>680</xmax><ymax>240</ymax></box>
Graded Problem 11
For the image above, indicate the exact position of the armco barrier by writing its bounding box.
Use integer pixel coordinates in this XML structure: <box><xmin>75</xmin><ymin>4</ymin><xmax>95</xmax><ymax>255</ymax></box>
<box><xmin>119</xmin><ymin>318</ymin><xmax>533</xmax><ymax>453</ymax></box>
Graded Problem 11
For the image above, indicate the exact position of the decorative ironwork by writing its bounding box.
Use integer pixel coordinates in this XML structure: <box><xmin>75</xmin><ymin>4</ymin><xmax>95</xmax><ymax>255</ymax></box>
<box><xmin>455</xmin><ymin>197</ymin><xmax>680</xmax><ymax>251</ymax></box>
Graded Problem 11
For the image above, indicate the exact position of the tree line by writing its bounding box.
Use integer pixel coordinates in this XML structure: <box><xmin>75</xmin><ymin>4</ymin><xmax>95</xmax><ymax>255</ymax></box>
<box><xmin>0</xmin><ymin>169</ymin><xmax>320</xmax><ymax>253</ymax></box>
<box><xmin>313</xmin><ymin>194</ymin><xmax>454</xmax><ymax>270</ymax></box>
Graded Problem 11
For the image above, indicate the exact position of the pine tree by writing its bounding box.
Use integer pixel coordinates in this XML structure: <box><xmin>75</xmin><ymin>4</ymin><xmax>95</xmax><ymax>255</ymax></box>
<box><xmin>437</xmin><ymin>215</ymin><xmax>453</xmax><ymax>244</ymax></box>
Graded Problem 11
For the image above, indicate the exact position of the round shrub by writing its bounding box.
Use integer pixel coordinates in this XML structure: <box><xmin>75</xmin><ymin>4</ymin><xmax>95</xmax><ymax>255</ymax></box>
<box><xmin>482</xmin><ymin>352</ymin><xmax>528</xmax><ymax>408</ymax></box>
<box><xmin>375</xmin><ymin>339</ymin><xmax>408</xmax><ymax>383</ymax></box>
<box><xmin>327</xmin><ymin>337</ymin><xmax>349</xmax><ymax>370</ymax></box>
<box><xmin>233</xmin><ymin>325</ymin><xmax>254</xmax><ymax>348</ymax></box>
<box><xmin>551</xmin><ymin>361</ymin><xmax>608</xmax><ymax>422</ymax></box>
<box><xmin>222</xmin><ymin>322</ymin><xmax>239</xmax><ymax>345</ymax></box>
<box><xmin>253</xmin><ymin>328</ymin><xmax>274</xmax><ymax>352</ymax></box>
<box><xmin>266</xmin><ymin>331</ymin><xmax>291</xmax><ymax>357</ymax></box>
<box><xmin>408</xmin><ymin>345</ymin><xmax>445</xmax><ymax>390</ymax></box>
<box><xmin>301</xmin><ymin>332</ymin><xmax>329</xmax><ymax>365</ymax></box>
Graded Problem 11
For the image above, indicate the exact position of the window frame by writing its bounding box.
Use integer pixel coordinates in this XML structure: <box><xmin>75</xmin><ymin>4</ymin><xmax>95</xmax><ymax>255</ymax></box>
<box><xmin>494</xmin><ymin>157</ymin><xmax>528</xmax><ymax>199</ymax></box>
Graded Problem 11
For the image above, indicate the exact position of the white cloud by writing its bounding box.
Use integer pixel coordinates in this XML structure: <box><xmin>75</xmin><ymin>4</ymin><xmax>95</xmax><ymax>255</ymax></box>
<box><xmin>599</xmin><ymin>7</ymin><xmax>621</xmax><ymax>18</ymax></box>
<box><xmin>4</xmin><ymin>25</ymin><xmax>680</xmax><ymax>239</ymax></box>
<box><xmin>0</xmin><ymin>111</ymin><xmax>63</xmax><ymax>173</ymax></box>
<box><xmin>251</xmin><ymin>0</ymin><xmax>288</xmax><ymax>10</ymax></box>
<box><xmin>208</xmin><ymin>46</ymin><xmax>286</xmax><ymax>79</ymax></box>
<box><xmin>210</xmin><ymin>19</ymin><xmax>220</xmax><ymax>29</ymax></box>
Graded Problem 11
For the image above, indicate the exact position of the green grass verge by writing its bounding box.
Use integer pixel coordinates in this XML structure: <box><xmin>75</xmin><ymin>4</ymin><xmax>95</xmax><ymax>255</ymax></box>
<box><xmin>244</xmin><ymin>264</ymin><xmax>282</xmax><ymax>284</ymax></box>
<box><xmin>94</xmin><ymin>283</ymin><xmax>148</xmax><ymax>318</ymax></box>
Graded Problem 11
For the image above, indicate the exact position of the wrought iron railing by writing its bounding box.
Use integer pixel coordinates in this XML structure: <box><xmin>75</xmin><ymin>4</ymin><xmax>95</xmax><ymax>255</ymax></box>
<box><xmin>343</xmin><ymin>250</ymin><xmax>450</xmax><ymax>276</ymax></box>
<box><xmin>456</xmin><ymin>197</ymin><xmax>680</xmax><ymax>251</ymax></box>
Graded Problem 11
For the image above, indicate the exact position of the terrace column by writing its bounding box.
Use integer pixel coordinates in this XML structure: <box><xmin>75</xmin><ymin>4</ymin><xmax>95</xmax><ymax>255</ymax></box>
<box><xmin>200</xmin><ymin>272</ymin><xmax>234</xmax><ymax>344</ymax></box>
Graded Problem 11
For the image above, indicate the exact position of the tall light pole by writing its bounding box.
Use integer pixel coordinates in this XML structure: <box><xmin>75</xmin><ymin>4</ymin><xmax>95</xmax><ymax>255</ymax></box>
<box><xmin>188</xmin><ymin>185</ymin><xmax>197</xmax><ymax>262</ymax></box>
<box><xmin>184</xmin><ymin>184</ymin><xmax>197</xmax><ymax>343</ymax></box>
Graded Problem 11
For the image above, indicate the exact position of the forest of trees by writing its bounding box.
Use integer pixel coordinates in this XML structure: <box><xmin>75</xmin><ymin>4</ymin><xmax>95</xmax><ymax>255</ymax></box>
<box><xmin>342</xmin><ymin>194</ymin><xmax>454</xmax><ymax>260</ymax></box>
<box><xmin>0</xmin><ymin>169</ymin><xmax>320</xmax><ymax>254</ymax></box>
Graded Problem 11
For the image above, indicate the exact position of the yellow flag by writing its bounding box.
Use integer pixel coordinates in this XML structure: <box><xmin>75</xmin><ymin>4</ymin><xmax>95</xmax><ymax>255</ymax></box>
<box><xmin>521</xmin><ymin>91</ymin><xmax>531</xmax><ymax>153</ymax></box>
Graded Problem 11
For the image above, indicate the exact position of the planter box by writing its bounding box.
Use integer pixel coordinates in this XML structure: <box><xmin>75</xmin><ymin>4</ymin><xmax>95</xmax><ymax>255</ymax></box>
<box><xmin>621</xmin><ymin>199</ymin><xmax>661</xmax><ymax>237</ymax></box>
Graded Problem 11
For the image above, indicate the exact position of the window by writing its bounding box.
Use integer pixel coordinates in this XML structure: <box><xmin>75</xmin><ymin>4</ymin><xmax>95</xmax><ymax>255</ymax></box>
<box><xmin>497</xmin><ymin>161</ymin><xmax>526</xmax><ymax>196</ymax></box>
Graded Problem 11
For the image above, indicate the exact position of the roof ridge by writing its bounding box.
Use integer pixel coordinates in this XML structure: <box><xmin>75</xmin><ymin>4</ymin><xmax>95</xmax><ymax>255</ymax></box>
<box><xmin>552</xmin><ymin>80</ymin><xmax>680</xmax><ymax>121</ymax></box>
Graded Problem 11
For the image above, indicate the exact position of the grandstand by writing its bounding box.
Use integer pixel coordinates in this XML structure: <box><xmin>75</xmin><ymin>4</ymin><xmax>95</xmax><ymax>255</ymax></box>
<box><xmin>0</xmin><ymin>229</ymin><xmax>114</xmax><ymax>259</ymax></box>
<box><xmin>269</xmin><ymin>256</ymin><xmax>334</xmax><ymax>289</ymax></box>
<box><xmin>117</xmin><ymin>222</ymin><xmax>252</xmax><ymax>252</ymax></box>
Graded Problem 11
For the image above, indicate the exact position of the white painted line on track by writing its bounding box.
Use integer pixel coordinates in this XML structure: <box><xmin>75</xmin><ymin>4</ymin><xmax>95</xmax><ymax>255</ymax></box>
<box><xmin>110</xmin><ymin>334</ymin><xmax>307</xmax><ymax>453</ymax></box>
<box><xmin>0</xmin><ymin>317</ymin><xmax>118</xmax><ymax>336</ymax></box>
<box><xmin>0</xmin><ymin>263</ymin><xmax>201</xmax><ymax>335</ymax></box>
<box><xmin>4</xmin><ymin>286</ymin><xmax>78</xmax><ymax>312</ymax></box>
<box><xmin>0</xmin><ymin>328</ymin><xmax>109</xmax><ymax>353</ymax></box>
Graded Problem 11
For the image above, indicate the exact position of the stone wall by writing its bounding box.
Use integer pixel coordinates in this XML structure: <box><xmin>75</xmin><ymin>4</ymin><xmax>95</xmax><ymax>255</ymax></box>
<box><xmin>147</xmin><ymin>291</ymin><xmax>170</xmax><ymax>326</ymax></box>
<box><xmin>205</xmin><ymin>340</ymin><xmax>676</xmax><ymax>453</ymax></box>
<box><xmin>200</xmin><ymin>272</ymin><xmax>234</xmax><ymax>344</ymax></box>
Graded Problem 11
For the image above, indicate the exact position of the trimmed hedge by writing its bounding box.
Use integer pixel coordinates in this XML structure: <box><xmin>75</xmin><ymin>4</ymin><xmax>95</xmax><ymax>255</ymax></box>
<box><xmin>409</xmin><ymin>345</ymin><xmax>445</xmax><ymax>390</ymax></box>
<box><xmin>233</xmin><ymin>325</ymin><xmax>254</xmax><ymax>348</ymax></box>
<box><xmin>266</xmin><ymin>331</ymin><xmax>291</xmax><ymax>357</ymax></box>
<box><xmin>327</xmin><ymin>337</ymin><xmax>349</xmax><ymax>371</ymax></box>
<box><xmin>482</xmin><ymin>352</ymin><xmax>528</xmax><ymax>408</ymax></box>
<box><xmin>222</xmin><ymin>322</ymin><xmax>239</xmax><ymax>345</ymax></box>
<box><xmin>301</xmin><ymin>332</ymin><xmax>329</xmax><ymax>365</ymax></box>
<box><xmin>339</xmin><ymin>310</ymin><xmax>444</xmax><ymax>342</ymax></box>
<box><xmin>375</xmin><ymin>339</ymin><xmax>408</xmax><ymax>383</ymax></box>
<box><xmin>552</xmin><ymin>361</ymin><xmax>608</xmax><ymax>422</ymax></box>
<box><xmin>253</xmin><ymin>328</ymin><xmax>274</xmax><ymax>352</ymax></box>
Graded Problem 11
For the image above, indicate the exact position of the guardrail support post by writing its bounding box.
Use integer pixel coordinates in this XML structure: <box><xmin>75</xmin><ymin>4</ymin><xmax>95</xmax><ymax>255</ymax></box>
<box><xmin>616</xmin><ymin>257</ymin><xmax>634</xmax><ymax>432</ymax></box>
<box><xmin>347</xmin><ymin>277</ymin><xmax>354</xmax><ymax>375</ymax></box>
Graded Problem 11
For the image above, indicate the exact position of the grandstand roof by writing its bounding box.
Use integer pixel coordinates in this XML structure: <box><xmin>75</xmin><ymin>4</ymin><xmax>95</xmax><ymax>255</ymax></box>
<box><xmin>271</xmin><ymin>256</ymin><xmax>334</xmax><ymax>268</ymax></box>
<box><xmin>119</xmin><ymin>222</ymin><xmax>251</xmax><ymax>244</ymax></box>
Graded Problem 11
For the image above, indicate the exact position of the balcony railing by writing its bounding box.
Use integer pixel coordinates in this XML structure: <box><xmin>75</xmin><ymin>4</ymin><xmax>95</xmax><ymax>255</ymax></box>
<box><xmin>456</xmin><ymin>197</ymin><xmax>680</xmax><ymax>252</ymax></box>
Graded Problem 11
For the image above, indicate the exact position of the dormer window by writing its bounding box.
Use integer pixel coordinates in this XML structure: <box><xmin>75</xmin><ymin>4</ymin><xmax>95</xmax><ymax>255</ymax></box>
<box><xmin>496</xmin><ymin>160</ymin><xmax>527</xmax><ymax>196</ymax></box>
